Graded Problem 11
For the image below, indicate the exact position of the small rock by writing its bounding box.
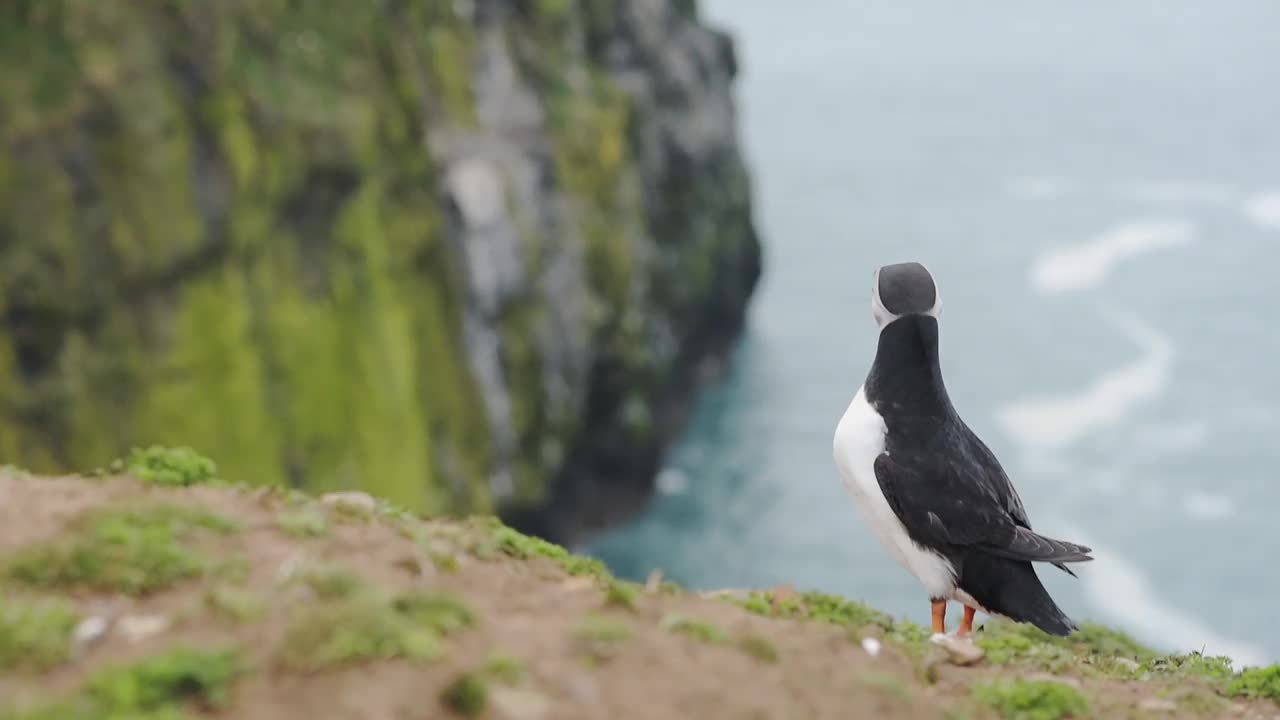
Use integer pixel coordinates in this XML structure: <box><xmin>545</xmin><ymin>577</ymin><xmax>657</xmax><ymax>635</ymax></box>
<box><xmin>116</xmin><ymin>615</ymin><xmax>171</xmax><ymax>644</ymax></box>
<box><xmin>320</xmin><ymin>491</ymin><xmax>377</xmax><ymax>510</ymax></box>
<box><xmin>1115</xmin><ymin>657</ymin><xmax>1141</xmax><ymax>672</ymax></box>
<box><xmin>275</xmin><ymin>550</ymin><xmax>308</xmax><ymax>583</ymax></box>
<box><xmin>644</xmin><ymin>569</ymin><xmax>664</xmax><ymax>593</ymax></box>
<box><xmin>72</xmin><ymin>616</ymin><xmax>110</xmax><ymax>651</ymax></box>
<box><xmin>1025</xmin><ymin>673</ymin><xmax>1082</xmax><ymax>689</ymax></box>
<box><xmin>491</xmin><ymin>687</ymin><xmax>551</xmax><ymax>720</ymax></box>
<box><xmin>1138</xmin><ymin>698</ymin><xmax>1178</xmax><ymax>712</ymax></box>
<box><xmin>928</xmin><ymin>633</ymin><xmax>985</xmax><ymax>666</ymax></box>
<box><xmin>860</xmin><ymin>637</ymin><xmax>882</xmax><ymax>657</ymax></box>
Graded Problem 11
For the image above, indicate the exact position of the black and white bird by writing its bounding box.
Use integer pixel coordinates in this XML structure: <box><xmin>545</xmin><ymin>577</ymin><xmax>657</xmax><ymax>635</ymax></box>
<box><xmin>832</xmin><ymin>261</ymin><xmax>1093</xmax><ymax>637</ymax></box>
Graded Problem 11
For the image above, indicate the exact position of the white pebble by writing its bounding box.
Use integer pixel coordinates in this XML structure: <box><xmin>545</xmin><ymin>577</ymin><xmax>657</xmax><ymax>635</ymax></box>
<box><xmin>861</xmin><ymin>637</ymin><xmax>882</xmax><ymax>657</ymax></box>
<box><xmin>72</xmin><ymin>616</ymin><xmax>110</xmax><ymax>650</ymax></box>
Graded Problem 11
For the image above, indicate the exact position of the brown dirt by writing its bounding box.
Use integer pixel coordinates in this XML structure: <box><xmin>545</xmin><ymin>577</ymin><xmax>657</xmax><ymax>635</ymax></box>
<box><xmin>0</xmin><ymin>473</ymin><xmax>1274</xmax><ymax>720</ymax></box>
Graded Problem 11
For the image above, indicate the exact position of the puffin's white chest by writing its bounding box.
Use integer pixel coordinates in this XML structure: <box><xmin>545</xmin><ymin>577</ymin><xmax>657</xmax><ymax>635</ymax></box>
<box><xmin>833</xmin><ymin>386</ymin><xmax>957</xmax><ymax>599</ymax></box>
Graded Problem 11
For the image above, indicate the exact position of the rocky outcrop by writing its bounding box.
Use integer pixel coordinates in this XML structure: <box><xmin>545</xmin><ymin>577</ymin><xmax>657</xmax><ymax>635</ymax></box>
<box><xmin>0</xmin><ymin>0</ymin><xmax>761</xmax><ymax>542</ymax></box>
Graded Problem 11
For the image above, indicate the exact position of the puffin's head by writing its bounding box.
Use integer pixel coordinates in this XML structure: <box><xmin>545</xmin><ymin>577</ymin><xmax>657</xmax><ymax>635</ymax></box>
<box><xmin>872</xmin><ymin>261</ymin><xmax>941</xmax><ymax>330</ymax></box>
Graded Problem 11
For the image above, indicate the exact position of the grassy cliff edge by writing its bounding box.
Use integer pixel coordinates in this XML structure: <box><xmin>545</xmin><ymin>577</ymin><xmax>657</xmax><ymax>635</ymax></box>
<box><xmin>1</xmin><ymin>452</ymin><xmax>1276</xmax><ymax>720</ymax></box>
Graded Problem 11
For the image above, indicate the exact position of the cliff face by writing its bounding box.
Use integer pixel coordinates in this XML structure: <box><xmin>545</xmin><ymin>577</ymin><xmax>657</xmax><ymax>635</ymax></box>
<box><xmin>0</xmin><ymin>0</ymin><xmax>761</xmax><ymax>541</ymax></box>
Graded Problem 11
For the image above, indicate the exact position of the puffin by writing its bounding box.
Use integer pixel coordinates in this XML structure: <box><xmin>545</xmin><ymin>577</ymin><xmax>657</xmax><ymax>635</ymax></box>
<box><xmin>832</xmin><ymin>261</ymin><xmax>1093</xmax><ymax>637</ymax></box>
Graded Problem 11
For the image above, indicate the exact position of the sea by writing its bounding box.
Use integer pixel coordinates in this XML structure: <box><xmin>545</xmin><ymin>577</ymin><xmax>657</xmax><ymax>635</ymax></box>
<box><xmin>588</xmin><ymin>0</ymin><xmax>1280</xmax><ymax>666</ymax></box>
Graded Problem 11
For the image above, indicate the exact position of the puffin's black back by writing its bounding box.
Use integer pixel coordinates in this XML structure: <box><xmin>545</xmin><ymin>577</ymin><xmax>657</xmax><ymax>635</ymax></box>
<box><xmin>865</xmin><ymin>313</ymin><xmax>1080</xmax><ymax>636</ymax></box>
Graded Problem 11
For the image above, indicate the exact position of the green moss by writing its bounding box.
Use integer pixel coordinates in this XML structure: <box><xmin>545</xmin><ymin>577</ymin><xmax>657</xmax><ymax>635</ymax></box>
<box><xmin>976</xmin><ymin>620</ymin><xmax>1156</xmax><ymax>676</ymax></box>
<box><xmin>603</xmin><ymin>579</ymin><xmax>640</xmax><ymax>610</ymax></box>
<box><xmin>278</xmin><ymin>589</ymin><xmax>473</xmax><ymax>671</ymax></box>
<box><xmin>119</xmin><ymin>445</ymin><xmax>218</xmax><ymax>487</ymax></box>
<box><xmin>4</xmin><ymin>505</ymin><xmax>237</xmax><ymax>595</ymax></box>
<box><xmin>731</xmin><ymin>587</ymin><xmax>930</xmax><ymax>653</ymax></box>
<box><xmin>327</xmin><ymin>497</ymin><xmax>377</xmax><ymax>525</ymax></box>
<box><xmin>430</xmin><ymin>551</ymin><xmax>460</xmax><ymax>573</ymax></box>
<box><xmin>291</xmin><ymin>565</ymin><xmax>364</xmax><ymax>600</ymax></box>
<box><xmin>0</xmin><ymin>1</ymin><xmax>504</xmax><ymax>519</ymax></box>
<box><xmin>391</xmin><ymin>592</ymin><xmax>477</xmax><ymax>635</ymax></box>
<box><xmin>973</xmin><ymin>679</ymin><xmax>1090</xmax><ymax>720</ymax></box>
<box><xmin>737</xmin><ymin>634</ymin><xmax>780</xmax><ymax>664</ymax></box>
<box><xmin>277</xmin><ymin>508</ymin><xmax>329</xmax><ymax>538</ymax></box>
<box><xmin>1227</xmin><ymin>664</ymin><xmax>1280</xmax><ymax>700</ymax></box>
<box><xmin>663</xmin><ymin>614</ymin><xmax>726</xmax><ymax>644</ymax></box>
<box><xmin>440</xmin><ymin>672</ymin><xmax>488</xmax><ymax>717</ymax></box>
<box><xmin>481</xmin><ymin>654</ymin><xmax>525</xmax><ymax>685</ymax></box>
<box><xmin>205</xmin><ymin>586</ymin><xmax>266</xmax><ymax>623</ymax></box>
<box><xmin>486</xmin><ymin>520</ymin><xmax>611</xmax><ymax>579</ymax></box>
<box><xmin>5</xmin><ymin>647</ymin><xmax>242</xmax><ymax>720</ymax></box>
<box><xmin>0</xmin><ymin>597</ymin><xmax>79</xmax><ymax>672</ymax></box>
<box><xmin>1064</xmin><ymin>623</ymin><xmax>1154</xmax><ymax>658</ymax></box>
<box><xmin>1142</xmin><ymin>652</ymin><xmax>1234</xmax><ymax>682</ymax></box>
<box><xmin>85</xmin><ymin>647</ymin><xmax>241</xmax><ymax>713</ymax></box>
<box><xmin>574</xmin><ymin>614</ymin><xmax>632</xmax><ymax>664</ymax></box>
<box><xmin>734</xmin><ymin>589</ymin><xmax>892</xmax><ymax>629</ymax></box>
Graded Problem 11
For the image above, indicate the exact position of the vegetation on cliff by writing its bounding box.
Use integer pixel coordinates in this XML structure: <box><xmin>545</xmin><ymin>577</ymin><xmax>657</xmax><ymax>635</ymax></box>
<box><xmin>1</xmin><ymin>453</ymin><xmax>1276</xmax><ymax>719</ymax></box>
<box><xmin>0</xmin><ymin>0</ymin><xmax>762</xmax><ymax>536</ymax></box>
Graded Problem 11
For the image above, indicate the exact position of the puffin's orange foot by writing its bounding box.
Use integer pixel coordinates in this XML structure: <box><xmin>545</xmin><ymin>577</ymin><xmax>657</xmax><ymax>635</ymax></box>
<box><xmin>931</xmin><ymin>599</ymin><xmax>947</xmax><ymax>634</ymax></box>
<box><xmin>956</xmin><ymin>605</ymin><xmax>977</xmax><ymax>638</ymax></box>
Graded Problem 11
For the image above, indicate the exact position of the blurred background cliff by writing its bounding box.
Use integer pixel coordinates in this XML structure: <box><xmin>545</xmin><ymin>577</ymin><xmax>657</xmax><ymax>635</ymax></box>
<box><xmin>0</xmin><ymin>0</ymin><xmax>762</xmax><ymax>543</ymax></box>
<box><xmin>4</xmin><ymin>0</ymin><xmax>1280</xmax><ymax>665</ymax></box>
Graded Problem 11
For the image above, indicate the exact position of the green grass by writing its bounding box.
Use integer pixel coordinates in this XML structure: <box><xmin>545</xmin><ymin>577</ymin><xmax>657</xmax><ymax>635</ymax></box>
<box><xmin>973</xmin><ymin>679</ymin><xmax>1090</xmax><ymax>720</ymax></box>
<box><xmin>1227</xmin><ymin>664</ymin><xmax>1280</xmax><ymax>700</ymax></box>
<box><xmin>574</xmin><ymin>614</ymin><xmax>632</xmax><ymax>664</ymax></box>
<box><xmin>1142</xmin><ymin>651</ymin><xmax>1234</xmax><ymax>681</ymax></box>
<box><xmin>484</xmin><ymin>520</ymin><xmax>609</xmax><ymax>579</ymax></box>
<box><xmin>663</xmin><ymin>613</ymin><xmax>727</xmax><ymax>644</ymax></box>
<box><xmin>731</xmin><ymin>588</ymin><xmax>929</xmax><ymax>650</ymax></box>
<box><xmin>277</xmin><ymin>589</ymin><xmax>474</xmax><ymax>671</ymax></box>
<box><xmin>481</xmin><ymin>654</ymin><xmax>526</xmax><ymax>685</ymax></box>
<box><xmin>120</xmin><ymin>446</ymin><xmax>219</xmax><ymax>487</ymax></box>
<box><xmin>440</xmin><ymin>671</ymin><xmax>488</xmax><ymax>717</ymax></box>
<box><xmin>737</xmin><ymin>634</ymin><xmax>780</xmax><ymax>664</ymax></box>
<box><xmin>576</xmin><ymin>615</ymin><xmax>632</xmax><ymax>644</ymax></box>
<box><xmin>438</xmin><ymin>653</ymin><xmax>527</xmax><ymax>718</ymax></box>
<box><xmin>4</xmin><ymin>505</ymin><xmax>238</xmax><ymax>595</ymax></box>
<box><xmin>0</xmin><ymin>598</ymin><xmax>79</xmax><ymax>672</ymax></box>
<box><xmin>3</xmin><ymin>647</ymin><xmax>241</xmax><ymax>720</ymax></box>
<box><xmin>276</xmin><ymin>509</ymin><xmax>329</xmax><ymax>538</ymax></box>
<box><xmin>603</xmin><ymin>579</ymin><xmax>640</xmax><ymax>610</ymax></box>
<box><xmin>204</xmin><ymin>586</ymin><xmax>267</xmax><ymax>623</ymax></box>
<box><xmin>292</xmin><ymin>565</ymin><xmax>363</xmax><ymax>600</ymax></box>
<box><xmin>975</xmin><ymin>620</ymin><xmax>1158</xmax><ymax>677</ymax></box>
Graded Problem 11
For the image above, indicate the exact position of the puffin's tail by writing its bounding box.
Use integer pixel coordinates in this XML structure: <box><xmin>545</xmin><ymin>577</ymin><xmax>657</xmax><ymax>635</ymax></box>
<box><xmin>961</xmin><ymin>552</ymin><xmax>1078</xmax><ymax>637</ymax></box>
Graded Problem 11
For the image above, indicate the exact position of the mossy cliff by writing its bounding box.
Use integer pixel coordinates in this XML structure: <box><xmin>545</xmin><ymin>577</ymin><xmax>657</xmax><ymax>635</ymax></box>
<box><xmin>0</xmin><ymin>0</ymin><xmax>762</xmax><ymax>540</ymax></box>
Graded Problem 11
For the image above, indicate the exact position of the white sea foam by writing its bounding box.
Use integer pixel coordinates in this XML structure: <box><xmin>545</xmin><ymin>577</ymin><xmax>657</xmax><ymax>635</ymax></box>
<box><xmin>1055</xmin><ymin>527</ymin><xmax>1268</xmax><ymax>670</ymax></box>
<box><xmin>1029</xmin><ymin>221</ymin><xmax>1196</xmax><ymax>295</ymax></box>
<box><xmin>997</xmin><ymin>312</ymin><xmax>1173</xmax><ymax>451</ymax></box>
<box><xmin>1244</xmin><ymin>190</ymin><xmax>1280</xmax><ymax>230</ymax></box>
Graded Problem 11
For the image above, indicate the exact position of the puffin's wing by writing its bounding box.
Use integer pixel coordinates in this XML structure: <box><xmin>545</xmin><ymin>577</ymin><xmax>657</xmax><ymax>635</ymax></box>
<box><xmin>873</xmin><ymin>451</ymin><xmax>1094</xmax><ymax>565</ymax></box>
<box><xmin>962</xmin><ymin>429</ymin><xmax>1084</xmax><ymax>576</ymax></box>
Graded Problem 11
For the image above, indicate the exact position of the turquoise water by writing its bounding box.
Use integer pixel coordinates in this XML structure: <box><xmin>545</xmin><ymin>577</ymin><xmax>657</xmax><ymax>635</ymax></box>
<box><xmin>589</xmin><ymin>0</ymin><xmax>1280</xmax><ymax>665</ymax></box>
